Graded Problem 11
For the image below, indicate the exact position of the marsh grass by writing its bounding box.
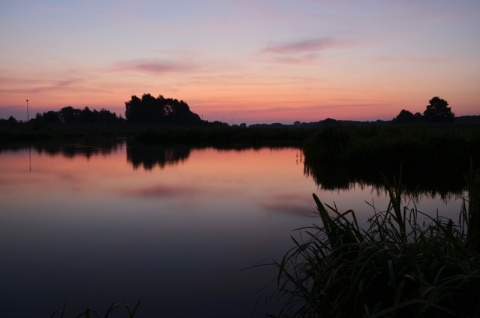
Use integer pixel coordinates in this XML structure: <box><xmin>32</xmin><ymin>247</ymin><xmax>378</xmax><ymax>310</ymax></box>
<box><xmin>51</xmin><ymin>299</ymin><xmax>141</xmax><ymax>318</ymax></box>
<box><xmin>267</xmin><ymin>170</ymin><xmax>480</xmax><ymax>317</ymax></box>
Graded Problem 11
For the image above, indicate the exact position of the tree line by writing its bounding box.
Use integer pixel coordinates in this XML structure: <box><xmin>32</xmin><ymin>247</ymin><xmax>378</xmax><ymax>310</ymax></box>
<box><xmin>41</xmin><ymin>106</ymin><xmax>123</xmax><ymax>124</ymax></box>
<box><xmin>0</xmin><ymin>106</ymin><xmax>124</xmax><ymax>124</ymax></box>
<box><xmin>0</xmin><ymin>95</ymin><xmax>462</xmax><ymax>126</ymax></box>
<box><xmin>0</xmin><ymin>94</ymin><xmax>203</xmax><ymax>126</ymax></box>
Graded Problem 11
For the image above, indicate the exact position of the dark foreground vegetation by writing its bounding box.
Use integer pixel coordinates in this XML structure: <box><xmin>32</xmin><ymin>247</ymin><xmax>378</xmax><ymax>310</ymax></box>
<box><xmin>264</xmin><ymin>167</ymin><xmax>480</xmax><ymax>317</ymax></box>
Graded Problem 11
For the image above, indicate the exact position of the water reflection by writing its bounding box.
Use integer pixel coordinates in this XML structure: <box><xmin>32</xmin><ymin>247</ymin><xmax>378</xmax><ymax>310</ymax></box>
<box><xmin>127</xmin><ymin>142</ymin><xmax>191</xmax><ymax>170</ymax></box>
<box><xmin>0</xmin><ymin>141</ymin><xmax>468</xmax><ymax>199</ymax></box>
<box><xmin>0</xmin><ymin>141</ymin><xmax>467</xmax><ymax>317</ymax></box>
<box><xmin>303</xmin><ymin>157</ymin><xmax>466</xmax><ymax>200</ymax></box>
<box><xmin>0</xmin><ymin>140</ymin><xmax>124</xmax><ymax>159</ymax></box>
<box><xmin>0</xmin><ymin>142</ymin><xmax>314</xmax><ymax>318</ymax></box>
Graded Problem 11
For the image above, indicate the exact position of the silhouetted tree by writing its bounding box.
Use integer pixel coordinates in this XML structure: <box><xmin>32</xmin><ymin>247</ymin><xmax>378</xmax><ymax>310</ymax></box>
<box><xmin>80</xmin><ymin>107</ymin><xmax>95</xmax><ymax>123</ymax></box>
<box><xmin>393</xmin><ymin>109</ymin><xmax>416</xmax><ymax>124</ymax></box>
<box><xmin>322</xmin><ymin>118</ymin><xmax>338</xmax><ymax>127</ymax></box>
<box><xmin>98</xmin><ymin>108</ymin><xmax>122</xmax><ymax>123</ymax></box>
<box><xmin>42</xmin><ymin>111</ymin><xmax>61</xmax><ymax>123</ymax></box>
<box><xmin>0</xmin><ymin>115</ymin><xmax>18</xmax><ymax>125</ymax></box>
<box><xmin>7</xmin><ymin>116</ymin><xmax>17</xmax><ymax>124</ymax></box>
<box><xmin>423</xmin><ymin>97</ymin><xmax>454</xmax><ymax>123</ymax></box>
<box><xmin>125</xmin><ymin>94</ymin><xmax>202</xmax><ymax>125</ymax></box>
<box><xmin>59</xmin><ymin>106</ymin><xmax>81</xmax><ymax>123</ymax></box>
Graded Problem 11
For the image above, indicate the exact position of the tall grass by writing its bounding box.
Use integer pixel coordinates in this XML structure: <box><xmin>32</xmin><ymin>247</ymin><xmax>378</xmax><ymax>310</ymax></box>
<box><xmin>267</xmin><ymin>171</ymin><xmax>480</xmax><ymax>317</ymax></box>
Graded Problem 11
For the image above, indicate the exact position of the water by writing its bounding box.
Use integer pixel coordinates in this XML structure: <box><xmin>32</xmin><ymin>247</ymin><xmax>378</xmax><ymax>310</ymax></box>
<box><xmin>0</xmin><ymin>142</ymin><xmax>464</xmax><ymax>317</ymax></box>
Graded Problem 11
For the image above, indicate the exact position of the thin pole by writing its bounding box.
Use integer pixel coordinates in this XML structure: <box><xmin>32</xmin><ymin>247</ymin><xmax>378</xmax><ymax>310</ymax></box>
<box><xmin>26</xmin><ymin>99</ymin><xmax>29</xmax><ymax>122</ymax></box>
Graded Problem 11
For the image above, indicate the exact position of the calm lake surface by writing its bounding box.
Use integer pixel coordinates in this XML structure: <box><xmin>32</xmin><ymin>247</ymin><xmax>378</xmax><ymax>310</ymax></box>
<box><xmin>0</xmin><ymin>142</ymin><xmax>464</xmax><ymax>317</ymax></box>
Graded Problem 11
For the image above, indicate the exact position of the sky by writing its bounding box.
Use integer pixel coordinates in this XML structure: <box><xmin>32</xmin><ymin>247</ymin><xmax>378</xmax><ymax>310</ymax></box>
<box><xmin>1</xmin><ymin>0</ymin><xmax>479</xmax><ymax>124</ymax></box>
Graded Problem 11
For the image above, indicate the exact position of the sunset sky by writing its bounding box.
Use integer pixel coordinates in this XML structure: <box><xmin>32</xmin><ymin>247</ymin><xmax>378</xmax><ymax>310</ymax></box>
<box><xmin>1</xmin><ymin>0</ymin><xmax>479</xmax><ymax>123</ymax></box>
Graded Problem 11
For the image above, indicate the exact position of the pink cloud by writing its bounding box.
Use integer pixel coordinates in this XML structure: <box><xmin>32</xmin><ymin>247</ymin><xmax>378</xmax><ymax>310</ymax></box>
<box><xmin>257</xmin><ymin>37</ymin><xmax>357</xmax><ymax>64</ymax></box>
<box><xmin>113</xmin><ymin>59</ymin><xmax>197</xmax><ymax>75</ymax></box>
<box><xmin>260</xmin><ymin>37</ymin><xmax>357</xmax><ymax>55</ymax></box>
<box><xmin>0</xmin><ymin>78</ymin><xmax>84</xmax><ymax>95</ymax></box>
<box><xmin>260</xmin><ymin>37</ymin><xmax>337</xmax><ymax>55</ymax></box>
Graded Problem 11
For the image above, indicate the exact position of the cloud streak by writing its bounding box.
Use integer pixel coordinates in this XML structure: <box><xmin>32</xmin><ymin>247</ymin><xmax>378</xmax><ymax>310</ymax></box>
<box><xmin>260</xmin><ymin>37</ymin><xmax>338</xmax><ymax>55</ymax></box>
<box><xmin>113</xmin><ymin>59</ymin><xmax>198</xmax><ymax>75</ymax></box>
<box><xmin>258</xmin><ymin>37</ymin><xmax>357</xmax><ymax>64</ymax></box>
<box><xmin>0</xmin><ymin>78</ymin><xmax>84</xmax><ymax>95</ymax></box>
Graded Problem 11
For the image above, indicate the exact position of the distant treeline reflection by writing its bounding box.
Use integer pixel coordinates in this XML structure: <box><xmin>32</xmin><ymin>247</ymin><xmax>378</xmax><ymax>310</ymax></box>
<box><xmin>0</xmin><ymin>141</ymin><xmax>192</xmax><ymax>171</ymax></box>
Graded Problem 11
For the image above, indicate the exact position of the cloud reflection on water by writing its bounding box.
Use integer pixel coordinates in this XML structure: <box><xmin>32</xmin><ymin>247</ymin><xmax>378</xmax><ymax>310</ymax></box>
<box><xmin>257</xmin><ymin>192</ymin><xmax>314</xmax><ymax>215</ymax></box>
<box><xmin>120</xmin><ymin>183</ymin><xmax>199</xmax><ymax>198</ymax></box>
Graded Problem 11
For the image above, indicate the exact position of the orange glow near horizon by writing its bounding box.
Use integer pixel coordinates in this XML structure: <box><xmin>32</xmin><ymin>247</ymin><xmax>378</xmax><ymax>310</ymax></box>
<box><xmin>2</xmin><ymin>80</ymin><xmax>478</xmax><ymax>124</ymax></box>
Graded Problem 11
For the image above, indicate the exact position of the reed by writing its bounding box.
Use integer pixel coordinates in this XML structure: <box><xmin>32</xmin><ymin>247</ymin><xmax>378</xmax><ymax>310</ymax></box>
<box><xmin>267</xmin><ymin>174</ymin><xmax>480</xmax><ymax>317</ymax></box>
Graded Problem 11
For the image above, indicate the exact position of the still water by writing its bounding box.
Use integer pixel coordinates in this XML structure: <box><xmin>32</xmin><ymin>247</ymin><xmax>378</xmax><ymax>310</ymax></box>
<box><xmin>0</xmin><ymin>142</ymin><xmax>464</xmax><ymax>317</ymax></box>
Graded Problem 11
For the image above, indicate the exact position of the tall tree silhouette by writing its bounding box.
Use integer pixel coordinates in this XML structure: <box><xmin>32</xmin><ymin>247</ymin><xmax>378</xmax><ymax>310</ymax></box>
<box><xmin>125</xmin><ymin>94</ymin><xmax>202</xmax><ymax>125</ymax></box>
<box><xmin>423</xmin><ymin>97</ymin><xmax>454</xmax><ymax>123</ymax></box>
